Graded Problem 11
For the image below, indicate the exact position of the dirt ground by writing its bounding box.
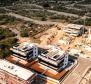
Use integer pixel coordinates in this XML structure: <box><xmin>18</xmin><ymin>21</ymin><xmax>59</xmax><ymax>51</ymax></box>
<box><xmin>80</xmin><ymin>68</ymin><xmax>91</xmax><ymax>84</ymax></box>
<box><xmin>37</xmin><ymin>23</ymin><xmax>91</xmax><ymax>57</ymax></box>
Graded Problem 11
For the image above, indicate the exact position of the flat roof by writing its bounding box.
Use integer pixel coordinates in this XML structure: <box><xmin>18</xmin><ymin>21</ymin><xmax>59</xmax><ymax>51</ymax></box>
<box><xmin>13</xmin><ymin>42</ymin><xmax>35</xmax><ymax>52</ymax></box>
<box><xmin>0</xmin><ymin>60</ymin><xmax>35</xmax><ymax>80</ymax></box>
<box><xmin>47</xmin><ymin>45</ymin><xmax>65</xmax><ymax>59</ymax></box>
<box><xmin>39</xmin><ymin>45</ymin><xmax>65</xmax><ymax>61</ymax></box>
<box><xmin>10</xmin><ymin>42</ymin><xmax>36</xmax><ymax>57</ymax></box>
<box><xmin>64</xmin><ymin>24</ymin><xmax>84</xmax><ymax>30</ymax></box>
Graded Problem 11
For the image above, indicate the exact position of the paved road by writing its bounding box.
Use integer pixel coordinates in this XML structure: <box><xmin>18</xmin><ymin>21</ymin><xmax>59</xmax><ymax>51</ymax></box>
<box><xmin>62</xmin><ymin>57</ymin><xmax>91</xmax><ymax>84</ymax></box>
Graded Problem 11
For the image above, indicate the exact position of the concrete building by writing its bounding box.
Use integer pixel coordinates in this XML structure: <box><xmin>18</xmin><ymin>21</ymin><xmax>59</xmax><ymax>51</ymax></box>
<box><xmin>63</xmin><ymin>24</ymin><xmax>85</xmax><ymax>36</ymax></box>
<box><xmin>7</xmin><ymin>42</ymin><xmax>76</xmax><ymax>82</ymax></box>
<box><xmin>0</xmin><ymin>60</ymin><xmax>36</xmax><ymax>84</ymax></box>
<box><xmin>38</xmin><ymin>45</ymin><xmax>69</xmax><ymax>70</ymax></box>
<box><xmin>10</xmin><ymin>42</ymin><xmax>38</xmax><ymax>60</ymax></box>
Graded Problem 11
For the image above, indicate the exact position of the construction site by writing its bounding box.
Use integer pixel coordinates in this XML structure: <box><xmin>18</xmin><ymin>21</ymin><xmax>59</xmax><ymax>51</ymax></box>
<box><xmin>0</xmin><ymin>0</ymin><xmax>91</xmax><ymax>83</ymax></box>
<box><xmin>0</xmin><ymin>21</ymin><xmax>91</xmax><ymax>84</ymax></box>
<box><xmin>5</xmin><ymin>42</ymin><xmax>76</xmax><ymax>84</ymax></box>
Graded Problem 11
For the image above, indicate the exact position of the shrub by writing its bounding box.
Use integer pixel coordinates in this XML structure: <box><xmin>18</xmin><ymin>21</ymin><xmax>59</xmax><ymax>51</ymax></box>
<box><xmin>0</xmin><ymin>37</ymin><xmax>18</xmax><ymax>58</ymax></box>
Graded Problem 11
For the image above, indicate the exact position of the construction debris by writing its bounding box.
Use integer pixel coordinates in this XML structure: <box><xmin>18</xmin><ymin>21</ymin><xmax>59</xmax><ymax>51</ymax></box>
<box><xmin>58</xmin><ymin>36</ymin><xmax>71</xmax><ymax>45</ymax></box>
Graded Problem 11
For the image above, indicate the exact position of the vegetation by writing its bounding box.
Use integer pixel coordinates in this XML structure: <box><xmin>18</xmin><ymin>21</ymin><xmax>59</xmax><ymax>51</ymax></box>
<box><xmin>0</xmin><ymin>0</ymin><xmax>18</xmax><ymax>6</ymax></box>
<box><xmin>0</xmin><ymin>28</ymin><xmax>17</xmax><ymax>58</ymax></box>
<box><xmin>0</xmin><ymin>37</ymin><xmax>18</xmax><ymax>58</ymax></box>
<box><xmin>0</xmin><ymin>28</ymin><xmax>16</xmax><ymax>38</ymax></box>
<box><xmin>74</xmin><ymin>18</ymin><xmax>91</xmax><ymax>26</ymax></box>
<box><xmin>0</xmin><ymin>0</ymin><xmax>91</xmax><ymax>58</ymax></box>
<box><xmin>20</xmin><ymin>26</ymin><xmax>30</xmax><ymax>37</ymax></box>
<box><xmin>20</xmin><ymin>22</ymin><xmax>54</xmax><ymax>37</ymax></box>
<box><xmin>0</xmin><ymin>0</ymin><xmax>90</xmax><ymax>26</ymax></box>
<box><xmin>0</xmin><ymin>15</ymin><xmax>20</xmax><ymax>25</ymax></box>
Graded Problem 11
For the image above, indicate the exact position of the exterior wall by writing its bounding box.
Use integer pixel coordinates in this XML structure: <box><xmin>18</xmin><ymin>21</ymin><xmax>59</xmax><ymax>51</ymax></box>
<box><xmin>27</xmin><ymin>74</ymin><xmax>37</xmax><ymax>84</ymax></box>
<box><xmin>0</xmin><ymin>69</ymin><xmax>35</xmax><ymax>84</ymax></box>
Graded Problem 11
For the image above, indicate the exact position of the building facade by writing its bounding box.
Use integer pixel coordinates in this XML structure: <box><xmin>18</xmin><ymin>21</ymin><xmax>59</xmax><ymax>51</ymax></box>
<box><xmin>0</xmin><ymin>60</ymin><xmax>36</xmax><ymax>84</ymax></box>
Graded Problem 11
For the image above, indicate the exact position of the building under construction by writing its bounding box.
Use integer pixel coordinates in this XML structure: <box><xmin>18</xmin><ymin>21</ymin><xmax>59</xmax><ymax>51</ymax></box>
<box><xmin>63</xmin><ymin>24</ymin><xmax>85</xmax><ymax>37</ymax></box>
<box><xmin>6</xmin><ymin>42</ymin><xmax>77</xmax><ymax>84</ymax></box>
<box><xmin>10</xmin><ymin>42</ymin><xmax>38</xmax><ymax>60</ymax></box>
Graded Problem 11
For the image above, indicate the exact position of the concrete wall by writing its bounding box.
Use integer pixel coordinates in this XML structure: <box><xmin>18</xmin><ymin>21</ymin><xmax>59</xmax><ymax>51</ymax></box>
<box><xmin>0</xmin><ymin>69</ymin><xmax>33</xmax><ymax>84</ymax></box>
